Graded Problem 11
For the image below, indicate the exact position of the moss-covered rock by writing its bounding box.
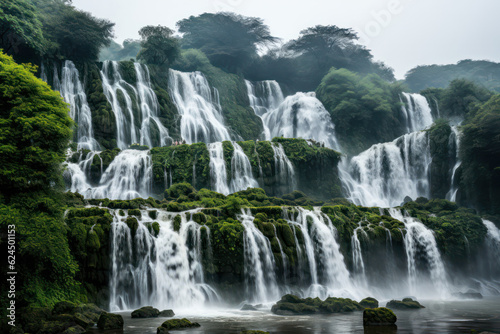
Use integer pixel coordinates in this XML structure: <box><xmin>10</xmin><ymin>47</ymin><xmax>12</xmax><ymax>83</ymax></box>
<box><xmin>386</xmin><ymin>298</ymin><xmax>425</xmax><ymax>310</ymax></box>
<box><xmin>131</xmin><ymin>306</ymin><xmax>160</xmax><ymax>318</ymax></box>
<box><xmin>360</xmin><ymin>297</ymin><xmax>379</xmax><ymax>309</ymax></box>
<box><xmin>363</xmin><ymin>307</ymin><xmax>397</xmax><ymax>326</ymax></box>
<box><xmin>159</xmin><ymin>309</ymin><xmax>175</xmax><ymax>317</ymax></box>
<box><xmin>97</xmin><ymin>312</ymin><xmax>124</xmax><ymax>330</ymax></box>
<box><xmin>52</xmin><ymin>301</ymin><xmax>78</xmax><ymax>315</ymax></box>
<box><xmin>271</xmin><ymin>294</ymin><xmax>363</xmax><ymax>315</ymax></box>
<box><xmin>157</xmin><ymin>318</ymin><xmax>201</xmax><ymax>331</ymax></box>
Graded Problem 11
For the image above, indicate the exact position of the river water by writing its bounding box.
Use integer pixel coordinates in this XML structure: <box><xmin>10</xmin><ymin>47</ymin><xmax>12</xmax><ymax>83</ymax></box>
<box><xmin>88</xmin><ymin>297</ymin><xmax>500</xmax><ymax>333</ymax></box>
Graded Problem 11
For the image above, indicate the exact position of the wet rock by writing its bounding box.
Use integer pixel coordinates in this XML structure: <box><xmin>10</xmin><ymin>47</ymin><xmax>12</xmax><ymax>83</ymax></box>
<box><xmin>38</xmin><ymin>320</ymin><xmax>73</xmax><ymax>334</ymax></box>
<box><xmin>452</xmin><ymin>291</ymin><xmax>483</xmax><ymax>299</ymax></box>
<box><xmin>52</xmin><ymin>301</ymin><xmax>78</xmax><ymax>315</ymax></box>
<box><xmin>363</xmin><ymin>307</ymin><xmax>397</xmax><ymax>326</ymax></box>
<box><xmin>159</xmin><ymin>309</ymin><xmax>175</xmax><ymax>317</ymax></box>
<box><xmin>157</xmin><ymin>318</ymin><xmax>201</xmax><ymax>333</ymax></box>
<box><xmin>241</xmin><ymin>304</ymin><xmax>258</xmax><ymax>311</ymax></box>
<box><xmin>271</xmin><ymin>294</ymin><xmax>363</xmax><ymax>315</ymax></box>
<box><xmin>131</xmin><ymin>306</ymin><xmax>160</xmax><ymax>318</ymax></box>
<box><xmin>97</xmin><ymin>312</ymin><xmax>124</xmax><ymax>330</ymax></box>
<box><xmin>360</xmin><ymin>297</ymin><xmax>379</xmax><ymax>309</ymax></box>
<box><xmin>73</xmin><ymin>312</ymin><xmax>94</xmax><ymax>328</ymax></box>
<box><xmin>62</xmin><ymin>325</ymin><xmax>86</xmax><ymax>334</ymax></box>
<box><xmin>386</xmin><ymin>298</ymin><xmax>425</xmax><ymax>309</ymax></box>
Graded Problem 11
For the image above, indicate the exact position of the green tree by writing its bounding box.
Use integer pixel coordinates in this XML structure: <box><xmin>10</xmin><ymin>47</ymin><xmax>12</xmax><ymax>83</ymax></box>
<box><xmin>177</xmin><ymin>12</ymin><xmax>279</xmax><ymax>72</ymax></box>
<box><xmin>441</xmin><ymin>79</ymin><xmax>492</xmax><ymax>119</ymax></box>
<box><xmin>0</xmin><ymin>51</ymin><xmax>73</xmax><ymax>200</ymax></box>
<box><xmin>0</xmin><ymin>0</ymin><xmax>45</xmax><ymax>55</ymax></box>
<box><xmin>137</xmin><ymin>25</ymin><xmax>179</xmax><ymax>66</ymax></box>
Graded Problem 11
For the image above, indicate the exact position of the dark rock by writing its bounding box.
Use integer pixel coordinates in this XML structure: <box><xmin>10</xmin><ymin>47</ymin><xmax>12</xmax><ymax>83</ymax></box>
<box><xmin>52</xmin><ymin>301</ymin><xmax>78</xmax><ymax>315</ymax></box>
<box><xmin>241</xmin><ymin>304</ymin><xmax>258</xmax><ymax>311</ymax></box>
<box><xmin>159</xmin><ymin>309</ymin><xmax>175</xmax><ymax>317</ymax></box>
<box><xmin>62</xmin><ymin>325</ymin><xmax>86</xmax><ymax>334</ymax></box>
<box><xmin>452</xmin><ymin>291</ymin><xmax>483</xmax><ymax>299</ymax></box>
<box><xmin>360</xmin><ymin>297</ymin><xmax>379</xmax><ymax>309</ymax></box>
<box><xmin>131</xmin><ymin>306</ymin><xmax>160</xmax><ymax>318</ymax></box>
<box><xmin>157</xmin><ymin>318</ymin><xmax>201</xmax><ymax>332</ymax></box>
<box><xmin>20</xmin><ymin>307</ymin><xmax>52</xmax><ymax>333</ymax></box>
<box><xmin>271</xmin><ymin>294</ymin><xmax>363</xmax><ymax>315</ymax></box>
<box><xmin>73</xmin><ymin>312</ymin><xmax>94</xmax><ymax>328</ymax></box>
<box><xmin>240</xmin><ymin>331</ymin><xmax>270</xmax><ymax>334</ymax></box>
<box><xmin>97</xmin><ymin>312</ymin><xmax>124</xmax><ymax>330</ymax></box>
<box><xmin>386</xmin><ymin>298</ymin><xmax>425</xmax><ymax>309</ymax></box>
<box><xmin>75</xmin><ymin>303</ymin><xmax>105</xmax><ymax>322</ymax></box>
<box><xmin>39</xmin><ymin>320</ymin><xmax>73</xmax><ymax>334</ymax></box>
<box><xmin>363</xmin><ymin>307</ymin><xmax>397</xmax><ymax>326</ymax></box>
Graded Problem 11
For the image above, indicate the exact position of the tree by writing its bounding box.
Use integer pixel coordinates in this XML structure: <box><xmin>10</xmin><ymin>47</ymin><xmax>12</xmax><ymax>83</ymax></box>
<box><xmin>0</xmin><ymin>51</ymin><xmax>73</xmax><ymax>200</ymax></box>
<box><xmin>137</xmin><ymin>25</ymin><xmax>179</xmax><ymax>66</ymax></box>
<box><xmin>177</xmin><ymin>12</ymin><xmax>279</xmax><ymax>72</ymax></box>
<box><xmin>0</xmin><ymin>0</ymin><xmax>45</xmax><ymax>55</ymax></box>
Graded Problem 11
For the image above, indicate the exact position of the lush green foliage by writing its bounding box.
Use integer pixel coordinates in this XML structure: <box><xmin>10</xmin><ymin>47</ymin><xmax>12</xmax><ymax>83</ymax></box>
<box><xmin>177</xmin><ymin>12</ymin><xmax>278</xmax><ymax>72</ymax></box>
<box><xmin>316</xmin><ymin>68</ymin><xmax>405</xmax><ymax>154</ymax></box>
<box><xmin>427</xmin><ymin>120</ymin><xmax>453</xmax><ymax>198</ymax></box>
<box><xmin>137</xmin><ymin>25</ymin><xmax>180</xmax><ymax>66</ymax></box>
<box><xmin>405</xmin><ymin>59</ymin><xmax>500</xmax><ymax>93</ymax></box>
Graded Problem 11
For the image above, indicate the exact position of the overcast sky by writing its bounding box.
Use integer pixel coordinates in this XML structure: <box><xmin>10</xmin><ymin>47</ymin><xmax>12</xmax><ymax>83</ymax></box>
<box><xmin>72</xmin><ymin>0</ymin><xmax>500</xmax><ymax>79</ymax></box>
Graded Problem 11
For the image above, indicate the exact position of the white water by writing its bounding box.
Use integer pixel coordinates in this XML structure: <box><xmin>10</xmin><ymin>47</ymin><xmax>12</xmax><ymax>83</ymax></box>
<box><xmin>109</xmin><ymin>209</ymin><xmax>219</xmax><ymax>311</ymax></box>
<box><xmin>229</xmin><ymin>142</ymin><xmax>259</xmax><ymax>193</ymax></box>
<box><xmin>351</xmin><ymin>222</ymin><xmax>368</xmax><ymax>287</ymax></box>
<box><xmin>340</xmin><ymin>131</ymin><xmax>432</xmax><ymax>207</ymax></box>
<box><xmin>168</xmin><ymin>70</ymin><xmax>231</xmax><ymax>144</ymax></box>
<box><xmin>59</xmin><ymin>61</ymin><xmax>100</xmax><ymax>150</ymax></box>
<box><xmin>400</xmin><ymin>93</ymin><xmax>434</xmax><ymax>133</ymax></box>
<box><xmin>483</xmin><ymin>220</ymin><xmax>500</xmax><ymax>271</ymax></box>
<box><xmin>245</xmin><ymin>80</ymin><xmax>339</xmax><ymax>150</ymax></box>
<box><xmin>208</xmin><ymin>142</ymin><xmax>230</xmax><ymax>195</ymax></box>
<box><xmin>65</xmin><ymin>150</ymin><xmax>152</xmax><ymax>200</ymax></box>
<box><xmin>272</xmin><ymin>143</ymin><xmax>296</xmax><ymax>195</ymax></box>
<box><xmin>286</xmin><ymin>207</ymin><xmax>356</xmax><ymax>299</ymax></box>
<box><xmin>239</xmin><ymin>209</ymin><xmax>279</xmax><ymax>303</ymax></box>
<box><xmin>446</xmin><ymin>125</ymin><xmax>462</xmax><ymax>202</ymax></box>
<box><xmin>389</xmin><ymin>208</ymin><xmax>449</xmax><ymax>298</ymax></box>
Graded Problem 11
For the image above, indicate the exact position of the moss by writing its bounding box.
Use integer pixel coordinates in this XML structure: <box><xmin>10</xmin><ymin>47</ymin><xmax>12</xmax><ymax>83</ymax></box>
<box><xmin>152</xmin><ymin>222</ymin><xmax>160</xmax><ymax>237</ymax></box>
<box><xmin>363</xmin><ymin>307</ymin><xmax>397</xmax><ymax>326</ymax></box>
<box><xmin>192</xmin><ymin>212</ymin><xmax>206</xmax><ymax>224</ymax></box>
<box><xmin>173</xmin><ymin>215</ymin><xmax>182</xmax><ymax>232</ymax></box>
<box><xmin>386</xmin><ymin>298</ymin><xmax>425</xmax><ymax>309</ymax></box>
<box><xmin>125</xmin><ymin>217</ymin><xmax>139</xmax><ymax>235</ymax></box>
<box><xmin>158</xmin><ymin>318</ymin><xmax>200</xmax><ymax>330</ymax></box>
<box><xmin>360</xmin><ymin>297</ymin><xmax>379</xmax><ymax>309</ymax></box>
<box><xmin>271</xmin><ymin>294</ymin><xmax>363</xmax><ymax>315</ymax></box>
<box><xmin>128</xmin><ymin>209</ymin><xmax>141</xmax><ymax>217</ymax></box>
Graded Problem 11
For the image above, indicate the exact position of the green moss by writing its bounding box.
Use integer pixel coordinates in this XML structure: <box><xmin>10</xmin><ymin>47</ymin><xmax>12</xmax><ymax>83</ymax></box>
<box><xmin>125</xmin><ymin>217</ymin><xmax>139</xmax><ymax>235</ymax></box>
<box><xmin>173</xmin><ymin>215</ymin><xmax>182</xmax><ymax>232</ymax></box>
<box><xmin>128</xmin><ymin>209</ymin><xmax>141</xmax><ymax>217</ymax></box>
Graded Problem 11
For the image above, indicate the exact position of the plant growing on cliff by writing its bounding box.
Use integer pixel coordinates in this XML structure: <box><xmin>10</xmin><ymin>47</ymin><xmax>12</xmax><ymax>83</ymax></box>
<box><xmin>137</xmin><ymin>25</ymin><xmax>180</xmax><ymax>66</ymax></box>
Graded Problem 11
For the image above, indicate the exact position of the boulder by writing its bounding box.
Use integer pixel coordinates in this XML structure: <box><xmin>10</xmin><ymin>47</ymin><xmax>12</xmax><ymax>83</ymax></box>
<box><xmin>271</xmin><ymin>294</ymin><xmax>363</xmax><ymax>315</ymax></box>
<box><xmin>241</xmin><ymin>304</ymin><xmax>258</xmax><ymax>311</ymax></box>
<box><xmin>360</xmin><ymin>297</ymin><xmax>379</xmax><ymax>309</ymax></box>
<box><xmin>452</xmin><ymin>291</ymin><xmax>483</xmax><ymax>299</ymax></box>
<box><xmin>38</xmin><ymin>320</ymin><xmax>74</xmax><ymax>334</ymax></box>
<box><xmin>159</xmin><ymin>309</ymin><xmax>175</xmax><ymax>317</ymax></box>
<box><xmin>157</xmin><ymin>318</ymin><xmax>201</xmax><ymax>332</ymax></box>
<box><xmin>75</xmin><ymin>303</ymin><xmax>106</xmax><ymax>322</ymax></box>
<box><xmin>363</xmin><ymin>307</ymin><xmax>397</xmax><ymax>326</ymax></box>
<box><xmin>20</xmin><ymin>306</ymin><xmax>52</xmax><ymax>333</ymax></box>
<box><xmin>386</xmin><ymin>298</ymin><xmax>425</xmax><ymax>309</ymax></box>
<box><xmin>62</xmin><ymin>325</ymin><xmax>86</xmax><ymax>334</ymax></box>
<box><xmin>240</xmin><ymin>331</ymin><xmax>270</xmax><ymax>334</ymax></box>
<box><xmin>131</xmin><ymin>306</ymin><xmax>160</xmax><ymax>318</ymax></box>
<box><xmin>73</xmin><ymin>312</ymin><xmax>94</xmax><ymax>328</ymax></box>
<box><xmin>52</xmin><ymin>301</ymin><xmax>78</xmax><ymax>315</ymax></box>
<box><xmin>97</xmin><ymin>312</ymin><xmax>124</xmax><ymax>330</ymax></box>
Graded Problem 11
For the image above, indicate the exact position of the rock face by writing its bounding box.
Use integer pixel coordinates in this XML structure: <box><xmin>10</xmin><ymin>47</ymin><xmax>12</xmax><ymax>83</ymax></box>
<box><xmin>360</xmin><ymin>297</ymin><xmax>379</xmax><ymax>309</ymax></box>
<box><xmin>131</xmin><ymin>306</ymin><xmax>161</xmax><ymax>318</ymax></box>
<box><xmin>271</xmin><ymin>294</ymin><xmax>363</xmax><ymax>315</ymax></box>
<box><xmin>157</xmin><ymin>318</ymin><xmax>201</xmax><ymax>333</ymax></box>
<box><xmin>159</xmin><ymin>309</ymin><xmax>175</xmax><ymax>317</ymax></box>
<box><xmin>386</xmin><ymin>298</ymin><xmax>425</xmax><ymax>309</ymax></box>
<box><xmin>363</xmin><ymin>307</ymin><xmax>397</xmax><ymax>326</ymax></box>
<box><xmin>97</xmin><ymin>312</ymin><xmax>124</xmax><ymax>330</ymax></box>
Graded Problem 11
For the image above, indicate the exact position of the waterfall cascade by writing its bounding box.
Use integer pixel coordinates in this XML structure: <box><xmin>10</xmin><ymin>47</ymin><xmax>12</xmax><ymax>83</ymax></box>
<box><xmin>208</xmin><ymin>142</ymin><xmax>230</xmax><ymax>195</ymax></box>
<box><xmin>65</xmin><ymin>150</ymin><xmax>152</xmax><ymax>200</ymax></box>
<box><xmin>271</xmin><ymin>143</ymin><xmax>296</xmax><ymax>195</ymax></box>
<box><xmin>446</xmin><ymin>125</ymin><xmax>462</xmax><ymax>202</ymax></box>
<box><xmin>482</xmin><ymin>219</ymin><xmax>500</xmax><ymax>273</ymax></box>
<box><xmin>168</xmin><ymin>70</ymin><xmax>231</xmax><ymax>144</ymax></box>
<box><xmin>245</xmin><ymin>80</ymin><xmax>339</xmax><ymax>150</ymax></box>
<box><xmin>229</xmin><ymin>142</ymin><xmax>259</xmax><ymax>193</ymax></box>
<box><xmin>400</xmin><ymin>93</ymin><xmax>434</xmax><ymax>133</ymax></box>
<box><xmin>340</xmin><ymin>131</ymin><xmax>432</xmax><ymax>207</ymax></box>
<box><xmin>109</xmin><ymin>208</ymin><xmax>218</xmax><ymax>311</ymax></box>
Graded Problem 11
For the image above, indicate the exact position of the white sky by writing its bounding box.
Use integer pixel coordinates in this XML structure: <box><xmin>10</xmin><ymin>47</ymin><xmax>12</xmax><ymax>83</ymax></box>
<box><xmin>72</xmin><ymin>0</ymin><xmax>500</xmax><ymax>79</ymax></box>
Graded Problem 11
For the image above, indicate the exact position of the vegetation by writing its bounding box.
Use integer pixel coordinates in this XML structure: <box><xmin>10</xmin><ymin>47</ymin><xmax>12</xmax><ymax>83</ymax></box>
<box><xmin>137</xmin><ymin>25</ymin><xmax>180</xmax><ymax>66</ymax></box>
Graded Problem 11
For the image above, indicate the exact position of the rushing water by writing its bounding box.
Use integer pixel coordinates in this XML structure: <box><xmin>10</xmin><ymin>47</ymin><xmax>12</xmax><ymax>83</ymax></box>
<box><xmin>400</xmin><ymin>93</ymin><xmax>434</xmax><ymax>133</ymax></box>
<box><xmin>169</xmin><ymin>70</ymin><xmax>231</xmax><ymax>144</ymax></box>
<box><xmin>272</xmin><ymin>143</ymin><xmax>297</xmax><ymax>195</ymax></box>
<box><xmin>229</xmin><ymin>142</ymin><xmax>259</xmax><ymax>193</ymax></box>
<box><xmin>446</xmin><ymin>125</ymin><xmax>462</xmax><ymax>202</ymax></box>
<box><xmin>208</xmin><ymin>142</ymin><xmax>230</xmax><ymax>195</ymax></box>
<box><xmin>340</xmin><ymin>131</ymin><xmax>432</xmax><ymax>208</ymax></box>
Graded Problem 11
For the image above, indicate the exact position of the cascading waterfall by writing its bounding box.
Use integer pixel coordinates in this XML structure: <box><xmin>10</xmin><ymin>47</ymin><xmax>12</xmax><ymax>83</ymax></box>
<box><xmin>446</xmin><ymin>125</ymin><xmax>462</xmax><ymax>202</ymax></box>
<box><xmin>109</xmin><ymin>209</ymin><xmax>219</xmax><ymax>311</ymax></box>
<box><xmin>229</xmin><ymin>142</ymin><xmax>259</xmax><ymax>193</ymax></box>
<box><xmin>168</xmin><ymin>70</ymin><xmax>231</xmax><ymax>144</ymax></box>
<box><xmin>400</xmin><ymin>93</ymin><xmax>434</xmax><ymax>132</ymax></box>
<box><xmin>134</xmin><ymin>63</ymin><xmax>171</xmax><ymax>147</ymax></box>
<box><xmin>208</xmin><ymin>142</ymin><xmax>230</xmax><ymax>195</ymax></box>
<box><xmin>272</xmin><ymin>143</ymin><xmax>296</xmax><ymax>195</ymax></box>
<box><xmin>351</xmin><ymin>222</ymin><xmax>368</xmax><ymax>287</ymax></box>
<box><xmin>340</xmin><ymin>131</ymin><xmax>432</xmax><ymax>208</ymax></box>
<box><xmin>273</xmin><ymin>225</ymin><xmax>289</xmax><ymax>285</ymax></box>
<box><xmin>239</xmin><ymin>209</ymin><xmax>279</xmax><ymax>303</ymax></box>
<box><xmin>389</xmin><ymin>208</ymin><xmax>449</xmax><ymax>298</ymax></box>
<box><xmin>245</xmin><ymin>80</ymin><xmax>339</xmax><ymax>150</ymax></box>
<box><xmin>65</xmin><ymin>150</ymin><xmax>152</xmax><ymax>200</ymax></box>
<box><xmin>285</xmin><ymin>207</ymin><xmax>355</xmax><ymax>299</ymax></box>
<box><xmin>59</xmin><ymin>61</ymin><xmax>100</xmax><ymax>150</ymax></box>
<box><xmin>482</xmin><ymin>220</ymin><xmax>500</xmax><ymax>274</ymax></box>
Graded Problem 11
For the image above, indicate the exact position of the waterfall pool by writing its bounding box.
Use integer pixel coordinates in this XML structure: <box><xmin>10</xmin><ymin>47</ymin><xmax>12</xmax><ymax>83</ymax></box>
<box><xmin>87</xmin><ymin>297</ymin><xmax>500</xmax><ymax>333</ymax></box>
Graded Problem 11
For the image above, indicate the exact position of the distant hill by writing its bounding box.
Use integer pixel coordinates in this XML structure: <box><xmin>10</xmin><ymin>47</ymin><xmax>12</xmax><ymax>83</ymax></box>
<box><xmin>404</xmin><ymin>59</ymin><xmax>500</xmax><ymax>93</ymax></box>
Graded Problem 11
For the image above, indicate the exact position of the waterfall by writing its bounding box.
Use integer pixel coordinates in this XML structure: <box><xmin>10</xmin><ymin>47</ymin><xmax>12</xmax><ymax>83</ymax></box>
<box><xmin>340</xmin><ymin>131</ymin><xmax>432</xmax><ymax>208</ymax></box>
<box><xmin>285</xmin><ymin>207</ymin><xmax>354</xmax><ymax>298</ymax></box>
<box><xmin>101</xmin><ymin>61</ymin><xmax>171</xmax><ymax>149</ymax></box>
<box><xmin>109</xmin><ymin>209</ymin><xmax>218</xmax><ymax>311</ymax></box>
<box><xmin>351</xmin><ymin>222</ymin><xmax>368</xmax><ymax>287</ymax></box>
<box><xmin>134</xmin><ymin>63</ymin><xmax>171</xmax><ymax>147</ymax></box>
<box><xmin>400</xmin><ymin>93</ymin><xmax>434</xmax><ymax>132</ymax></box>
<box><xmin>482</xmin><ymin>219</ymin><xmax>500</xmax><ymax>274</ymax></box>
<box><xmin>273</xmin><ymin>225</ymin><xmax>289</xmax><ymax>284</ymax></box>
<box><xmin>168</xmin><ymin>70</ymin><xmax>231</xmax><ymax>144</ymax></box>
<box><xmin>446</xmin><ymin>125</ymin><xmax>462</xmax><ymax>202</ymax></box>
<box><xmin>239</xmin><ymin>209</ymin><xmax>279</xmax><ymax>303</ymax></box>
<box><xmin>245</xmin><ymin>80</ymin><xmax>339</xmax><ymax>149</ymax></box>
<box><xmin>208</xmin><ymin>142</ymin><xmax>230</xmax><ymax>195</ymax></box>
<box><xmin>65</xmin><ymin>150</ymin><xmax>152</xmax><ymax>200</ymax></box>
<box><xmin>389</xmin><ymin>209</ymin><xmax>449</xmax><ymax>298</ymax></box>
<box><xmin>272</xmin><ymin>143</ymin><xmax>296</xmax><ymax>195</ymax></box>
<box><xmin>229</xmin><ymin>142</ymin><xmax>259</xmax><ymax>193</ymax></box>
<box><xmin>59</xmin><ymin>61</ymin><xmax>100</xmax><ymax>150</ymax></box>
